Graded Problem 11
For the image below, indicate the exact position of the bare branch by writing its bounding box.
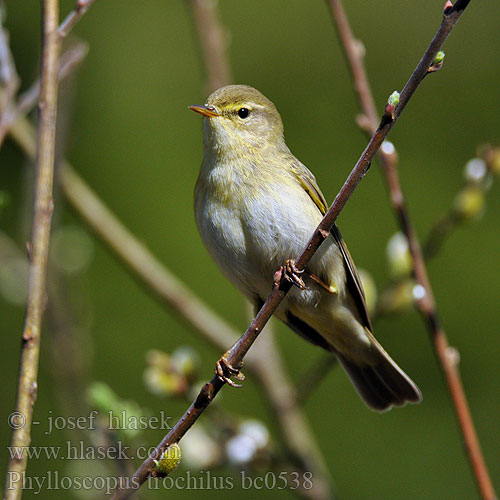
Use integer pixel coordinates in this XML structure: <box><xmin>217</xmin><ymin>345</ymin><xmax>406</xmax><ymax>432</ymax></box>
<box><xmin>0</xmin><ymin>0</ymin><xmax>96</xmax><ymax>148</ymax></box>
<box><xmin>0</xmin><ymin>17</ymin><xmax>20</xmax><ymax>147</ymax></box>
<box><xmin>18</xmin><ymin>42</ymin><xmax>89</xmax><ymax>117</ymax></box>
<box><xmin>188</xmin><ymin>0</ymin><xmax>232</xmax><ymax>93</ymax></box>
<box><xmin>326</xmin><ymin>1</ymin><xmax>496</xmax><ymax>499</ymax></box>
<box><xmin>0</xmin><ymin>24</ymin><xmax>19</xmax><ymax>110</ymax></box>
<box><xmin>4</xmin><ymin>0</ymin><xmax>61</xmax><ymax>498</ymax></box>
<box><xmin>9</xmin><ymin>114</ymin><xmax>334</xmax><ymax>498</ymax></box>
<box><xmin>58</xmin><ymin>0</ymin><xmax>98</xmax><ymax>39</ymax></box>
<box><xmin>0</xmin><ymin>42</ymin><xmax>88</xmax><ymax>147</ymax></box>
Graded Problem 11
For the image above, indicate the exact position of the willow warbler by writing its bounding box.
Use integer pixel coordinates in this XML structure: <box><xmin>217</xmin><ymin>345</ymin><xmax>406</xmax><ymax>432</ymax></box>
<box><xmin>191</xmin><ymin>85</ymin><xmax>422</xmax><ymax>411</ymax></box>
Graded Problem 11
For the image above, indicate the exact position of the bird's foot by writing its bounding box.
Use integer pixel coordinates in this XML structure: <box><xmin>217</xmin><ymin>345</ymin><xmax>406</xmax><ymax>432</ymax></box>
<box><xmin>283</xmin><ymin>259</ymin><xmax>307</xmax><ymax>290</ymax></box>
<box><xmin>215</xmin><ymin>353</ymin><xmax>245</xmax><ymax>388</ymax></box>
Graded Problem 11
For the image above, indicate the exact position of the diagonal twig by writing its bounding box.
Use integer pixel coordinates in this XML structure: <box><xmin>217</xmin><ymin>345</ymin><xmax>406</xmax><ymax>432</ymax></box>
<box><xmin>8</xmin><ymin>114</ymin><xmax>333</xmax><ymax>499</ymax></box>
<box><xmin>187</xmin><ymin>2</ymin><xmax>333</xmax><ymax>497</ymax></box>
<box><xmin>106</xmin><ymin>4</ymin><xmax>473</xmax><ymax>499</ymax></box>
<box><xmin>4</xmin><ymin>1</ymin><xmax>61</xmax><ymax>499</ymax></box>
<box><xmin>0</xmin><ymin>42</ymin><xmax>88</xmax><ymax>146</ymax></box>
<box><xmin>0</xmin><ymin>15</ymin><xmax>20</xmax><ymax>147</ymax></box>
<box><xmin>0</xmin><ymin>0</ymin><xmax>97</xmax><ymax>148</ymax></box>
<box><xmin>326</xmin><ymin>1</ymin><xmax>496</xmax><ymax>499</ymax></box>
<box><xmin>187</xmin><ymin>0</ymin><xmax>232</xmax><ymax>93</ymax></box>
<box><xmin>58</xmin><ymin>0</ymin><xmax>98</xmax><ymax>39</ymax></box>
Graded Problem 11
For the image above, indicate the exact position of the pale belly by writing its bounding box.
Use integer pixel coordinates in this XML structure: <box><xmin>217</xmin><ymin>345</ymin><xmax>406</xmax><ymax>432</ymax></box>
<box><xmin>194</xmin><ymin>166</ymin><xmax>375</xmax><ymax>359</ymax></box>
<box><xmin>195</xmin><ymin>176</ymin><xmax>346</xmax><ymax>310</ymax></box>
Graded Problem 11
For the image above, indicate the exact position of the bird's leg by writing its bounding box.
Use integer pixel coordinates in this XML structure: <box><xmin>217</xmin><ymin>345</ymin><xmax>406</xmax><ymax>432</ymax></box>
<box><xmin>283</xmin><ymin>259</ymin><xmax>307</xmax><ymax>290</ymax></box>
<box><xmin>215</xmin><ymin>351</ymin><xmax>245</xmax><ymax>388</ymax></box>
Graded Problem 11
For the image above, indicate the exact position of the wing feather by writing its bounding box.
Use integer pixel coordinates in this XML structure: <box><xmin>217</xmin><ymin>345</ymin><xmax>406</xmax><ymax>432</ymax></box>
<box><xmin>292</xmin><ymin>163</ymin><xmax>373</xmax><ymax>331</ymax></box>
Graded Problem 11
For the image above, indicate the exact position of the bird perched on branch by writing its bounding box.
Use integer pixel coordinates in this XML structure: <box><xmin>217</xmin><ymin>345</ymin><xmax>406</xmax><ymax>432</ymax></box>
<box><xmin>190</xmin><ymin>84</ymin><xmax>421</xmax><ymax>411</ymax></box>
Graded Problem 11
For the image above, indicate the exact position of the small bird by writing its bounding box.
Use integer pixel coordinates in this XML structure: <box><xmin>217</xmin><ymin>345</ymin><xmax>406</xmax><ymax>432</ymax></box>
<box><xmin>190</xmin><ymin>84</ymin><xmax>422</xmax><ymax>411</ymax></box>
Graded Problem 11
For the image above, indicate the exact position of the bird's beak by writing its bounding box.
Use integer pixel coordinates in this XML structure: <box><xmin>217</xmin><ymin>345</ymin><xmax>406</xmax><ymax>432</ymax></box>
<box><xmin>189</xmin><ymin>104</ymin><xmax>220</xmax><ymax>118</ymax></box>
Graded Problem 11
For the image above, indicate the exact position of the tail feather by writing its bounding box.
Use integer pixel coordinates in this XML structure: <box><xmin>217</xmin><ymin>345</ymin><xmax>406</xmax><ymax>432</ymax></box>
<box><xmin>337</xmin><ymin>343</ymin><xmax>422</xmax><ymax>412</ymax></box>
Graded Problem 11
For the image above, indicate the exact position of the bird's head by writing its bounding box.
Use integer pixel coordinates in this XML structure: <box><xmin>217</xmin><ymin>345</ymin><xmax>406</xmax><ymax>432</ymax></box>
<box><xmin>190</xmin><ymin>85</ymin><xmax>285</xmax><ymax>155</ymax></box>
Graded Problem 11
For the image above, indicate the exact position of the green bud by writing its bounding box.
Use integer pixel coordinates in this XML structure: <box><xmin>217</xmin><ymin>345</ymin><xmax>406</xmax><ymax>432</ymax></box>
<box><xmin>146</xmin><ymin>349</ymin><xmax>172</xmax><ymax>371</ymax></box>
<box><xmin>480</xmin><ymin>146</ymin><xmax>500</xmax><ymax>175</ymax></box>
<box><xmin>453</xmin><ymin>186</ymin><xmax>485</xmax><ymax>220</ymax></box>
<box><xmin>377</xmin><ymin>280</ymin><xmax>415</xmax><ymax>316</ymax></box>
<box><xmin>387</xmin><ymin>91</ymin><xmax>400</xmax><ymax>108</ymax></box>
<box><xmin>143</xmin><ymin>367</ymin><xmax>186</xmax><ymax>397</ymax></box>
<box><xmin>171</xmin><ymin>346</ymin><xmax>199</xmax><ymax>379</ymax></box>
<box><xmin>87</xmin><ymin>382</ymin><xmax>118</xmax><ymax>412</ymax></box>
<box><xmin>153</xmin><ymin>444</ymin><xmax>182</xmax><ymax>476</ymax></box>
<box><xmin>386</xmin><ymin>232</ymin><xmax>412</xmax><ymax>279</ymax></box>
<box><xmin>433</xmin><ymin>51</ymin><xmax>445</xmax><ymax>65</ymax></box>
<box><xmin>87</xmin><ymin>382</ymin><xmax>147</xmax><ymax>439</ymax></box>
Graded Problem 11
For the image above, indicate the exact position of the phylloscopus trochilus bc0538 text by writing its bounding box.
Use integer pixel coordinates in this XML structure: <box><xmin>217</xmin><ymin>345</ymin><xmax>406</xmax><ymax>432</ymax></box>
<box><xmin>190</xmin><ymin>85</ymin><xmax>422</xmax><ymax>411</ymax></box>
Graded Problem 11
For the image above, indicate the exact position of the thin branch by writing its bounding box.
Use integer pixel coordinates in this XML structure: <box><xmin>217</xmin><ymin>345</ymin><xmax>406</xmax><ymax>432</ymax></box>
<box><xmin>18</xmin><ymin>42</ymin><xmax>89</xmax><ymax>117</ymax></box>
<box><xmin>10</xmin><ymin>5</ymin><xmax>332</xmax><ymax>493</ymax></box>
<box><xmin>326</xmin><ymin>1</ymin><xmax>496</xmax><ymax>500</ymax></box>
<box><xmin>106</xmin><ymin>5</ymin><xmax>471</xmax><ymax>498</ymax></box>
<box><xmin>0</xmin><ymin>0</ymin><xmax>96</xmax><ymax>149</ymax></box>
<box><xmin>296</xmin><ymin>354</ymin><xmax>337</xmax><ymax>405</ymax></box>
<box><xmin>0</xmin><ymin>42</ymin><xmax>88</xmax><ymax>146</ymax></box>
<box><xmin>251</xmin><ymin>332</ymin><xmax>332</xmax><ymax>500</ymax></box>
<box><xmin>188</xmin><ymin>0</ymin><xmax>232</xmax><ymax>92</ymax></box>
<box><xmin>0</xmin><ymin>20</ymin><xmax>19</xmax><ymax>113</ymax></box>
<box><xmin>242</xmin><ymin>302</ymin><xmax>332</xmax><ymax>500</ymax></box>
<box><xmin>9</xmin><ymin>114</ymin><xmax>334</xmax><ymax>499</ymax></box>
<box><xmin>8</xmin><ymin>115</ymin><xmax>242</xmax><ymax>355</ymax></box>
<box><xmin>4</xmin><ymin>0</ymin><xmax>60</xmax><ymax>498</ymax></box>
<box><xmin>58</xmin><ymin>0</ymin><xmax>98</xmax><ymax>39</ymax></box>
<box><xmin>423</xmin><ymin>212</ymin><xmax>459</xmax><ymax>259</ymax></box>
<box><xmin>0</xmin><ymin>16</ymin><xmax>20</xmax><ymax>148</ymax></box>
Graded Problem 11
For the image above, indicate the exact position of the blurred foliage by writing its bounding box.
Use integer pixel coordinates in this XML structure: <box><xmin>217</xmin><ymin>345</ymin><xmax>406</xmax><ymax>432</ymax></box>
<box><xmin>1</xmin><ymin>1</ymin><xmax>500</xmax><ymax>499</ymax></box>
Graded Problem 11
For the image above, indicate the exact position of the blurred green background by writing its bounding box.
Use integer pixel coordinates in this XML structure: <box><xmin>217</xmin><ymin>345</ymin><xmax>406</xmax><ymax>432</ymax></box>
<box><xmin>1</xmin><ymin>1</ymin><xmax>499</xmax><ymax>499</ymax></box>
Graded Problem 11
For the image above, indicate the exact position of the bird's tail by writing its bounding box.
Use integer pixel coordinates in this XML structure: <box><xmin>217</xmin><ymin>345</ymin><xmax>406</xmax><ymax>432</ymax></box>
<box><xmin>336</xmin><ymin>336</ymin><xmax>422</xmax><ymax>412</ymax></box>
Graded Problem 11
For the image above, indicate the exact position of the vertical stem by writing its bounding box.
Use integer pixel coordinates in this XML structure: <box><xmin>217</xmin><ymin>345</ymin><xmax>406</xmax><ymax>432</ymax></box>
<box><xmin>188</xmin><ymin>0</ymin><xmax>232</xmax><ymax>92</ymax></box>
<box><xmin>4</xmin><ymin>1</ymin><xmax>60</xmax><ymax>499</ymax></box>
<box><xmin>326</xmin><ymin>1</ymin><xmax>496</xmax><ymax>499</ymax></box>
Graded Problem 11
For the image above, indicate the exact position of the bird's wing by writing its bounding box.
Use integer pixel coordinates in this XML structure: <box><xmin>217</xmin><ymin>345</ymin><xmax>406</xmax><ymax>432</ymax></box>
<box><xmin>330</xmin><ymin>225</ymin><xmax>373</xmax><ymax>331</ymax></box>
<box><xmin>292</xmin><ymin>162</ymin><xmax>373</xmax><ymax>332</ymax></box>
<box><xmin>292</xmin><ymin>162</ymin><xmax>329</xmax><ymax>215</ymax></box>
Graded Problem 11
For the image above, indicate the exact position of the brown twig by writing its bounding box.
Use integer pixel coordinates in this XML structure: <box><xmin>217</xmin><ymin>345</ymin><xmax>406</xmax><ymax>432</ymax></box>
<box><xmin>18</xmin><ymin>42</ymin><xmax>89</xmax><ymax>117</ymax></box>
<box><xmin>423</xmin><ymin>212</ymin><xmax>460</xmax><ymax>259</ymax></box>
<box><xmin>187</xmin><ymin>2</ymin><xmax>332</xmax><ymax>496</ymax></box>
<box><xmin>0</xmin><ymin>0</ymin><xmax>96</xmax><ymax>148</ymax></box>
<box><xmin>187</xmin><ymin>0</ymin><xmax>232</xmax><ymax>92</ymax></box>
<box><xmin>4</xmin><ymin>0</ymin><xmax>60</xmax><ymax>499</ymax></box>
<box><xmin>251</xmin><ymin>331</ymin><xmax>332</xmax><ymax>500</ymax></box>
<box><xmin>296</xmin><ymin>354</ymin><xmax>337</xmax><ymax>405</ymax></box>
<box><xmin>8</xmin><ymin>115</ymin><xmax>333</xmax><ymax>499</ymax></box>
<box><xmin>8</xmin><ymin>115</ymin><xmax>243</xmax><ymax>355</ymax></box>
<box><xmin>0</xmin><ymin>16</ymin><xmax>20</xmax><ymax>148</ymax></box>
<box><xmin>0</xmin><ymin>42</ymin><xmax>88</xmax><ymax>147</ymax></box>
<box><xmin>326</xmin><ymin>1</ymin><xmax>496</xmax><ymax>500</ymax></box>
<box><xmin>242</xmin><ymin>302</ymin><xmax>332</xmax><ymax>500</ymax></box>
<box><xmin>107</xmin><ymin>5</ymin><xmax>471</xmax><ymax>498</ymax></box>
<box><xmin>0</xmin><ymin>19</ymin><xmax>19</xmax><ymax>114</ymax></box>
<box><xmin>58</xmin><ymin>0</ymin><xmax>98</xmax><ymax>39</ymax></box>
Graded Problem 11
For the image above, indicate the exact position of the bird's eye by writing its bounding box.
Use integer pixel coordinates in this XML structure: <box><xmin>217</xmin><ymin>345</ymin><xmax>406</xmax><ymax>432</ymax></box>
<box><xmin>237</xmin><ymin>108</ymin><xmax>249</xmax><ymax>119</ymax></box>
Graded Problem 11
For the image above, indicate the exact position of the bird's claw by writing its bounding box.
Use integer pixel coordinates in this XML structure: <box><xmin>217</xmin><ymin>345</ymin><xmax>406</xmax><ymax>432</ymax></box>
<box><xmin>215</xmin><ymin>354</ymin><xmax>245</xmax><ymax>388</ymax></box>
<box><xmin>284</xmin><ymin>259</ymin><xmax>307</xmax><ymax>290</ymax></box>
